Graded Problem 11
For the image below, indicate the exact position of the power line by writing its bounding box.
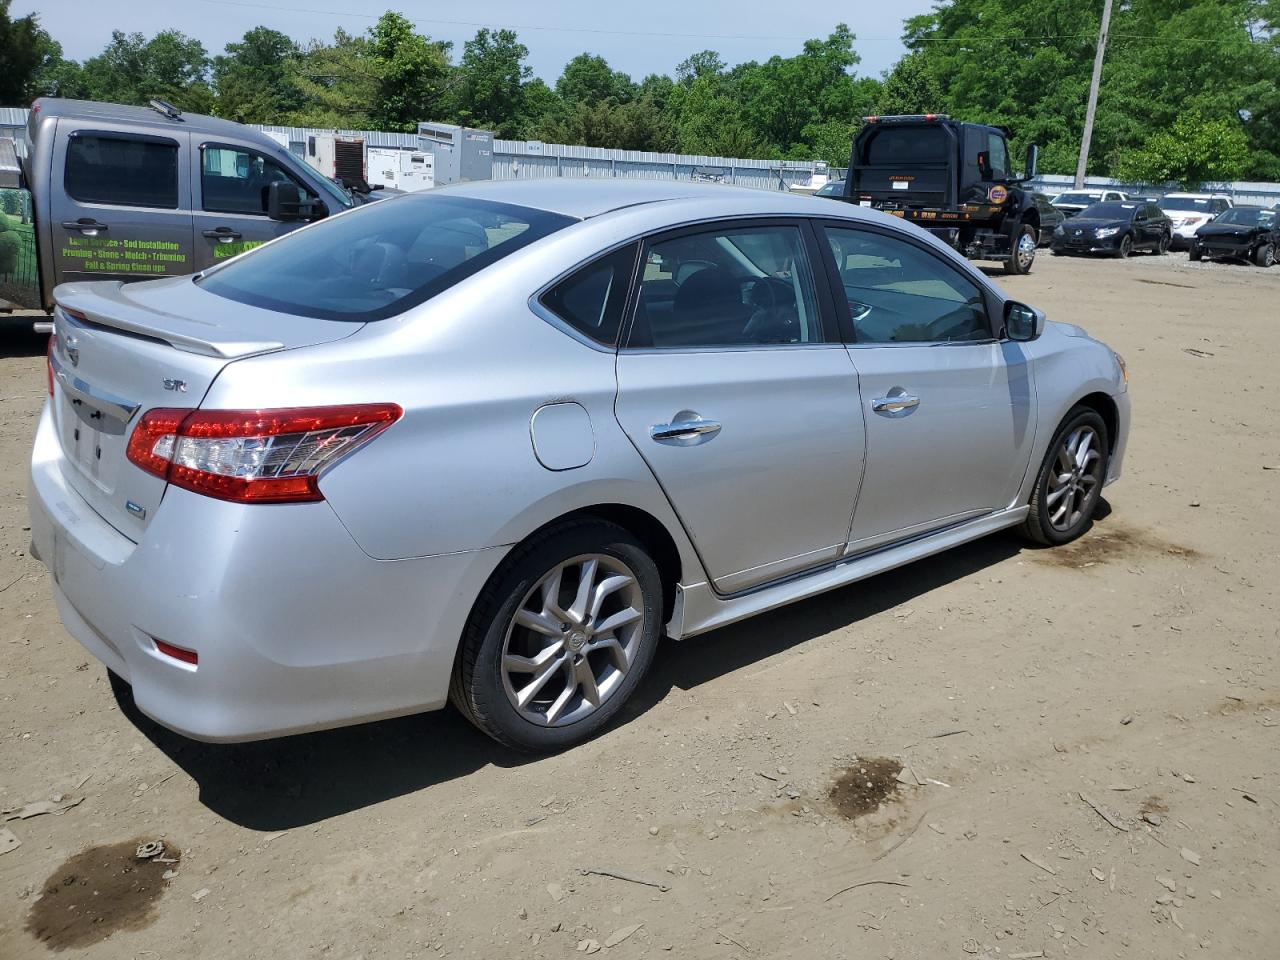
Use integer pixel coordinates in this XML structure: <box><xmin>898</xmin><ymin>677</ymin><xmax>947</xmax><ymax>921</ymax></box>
<box><xmin>196</xmin><ymin>0</ymin><xmax>1261</xmax><ymax>46</ymax></box>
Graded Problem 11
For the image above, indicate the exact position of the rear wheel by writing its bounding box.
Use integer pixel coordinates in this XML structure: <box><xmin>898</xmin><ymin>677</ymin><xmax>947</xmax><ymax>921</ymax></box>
<box><xmin>1254</xmin><ymin>242</ymin><xmax>1275</xmax><ymax>268</ymax></box>
<box><xmin>1115</xmin><ymin>234</ymin><xmax>1133</xmax><ymax>259</ymax></box>
<box><xmin>1003</xmin><ymin>223</ymin><xmax>1037</xmax><ymax>275</ymax></box>
<box><xmin>450</xmin><ymin>520</ymin><xmax>663</xmax><ymax>752</ymax></box>
<box><xmin>1157</xmin><ymin>232</ymin><xmax>1171</xmax><ymax>255</ymax></box>
<box><xmin>1020</xmin><ymin>407</ymin><xmax>1110</xmax><ymax>547</ymax></box>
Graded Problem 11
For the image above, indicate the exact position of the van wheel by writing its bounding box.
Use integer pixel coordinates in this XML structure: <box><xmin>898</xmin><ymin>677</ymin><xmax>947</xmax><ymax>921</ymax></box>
<box><xmin>1004</xmin><ymin>224</ymin><xmax>1037</xmax><ymax>275</ymax></box>
<box><xmin>450</xmin><ymin>520</ymin><xmax>662</xmax><ymax>752</ymax></box>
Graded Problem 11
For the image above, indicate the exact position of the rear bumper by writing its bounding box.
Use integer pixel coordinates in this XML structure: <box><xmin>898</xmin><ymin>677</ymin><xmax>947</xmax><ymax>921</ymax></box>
<box><xmin>28</xmin><ymin>403</ymin><xmax>505</xmax><ymax>742</ymax></box>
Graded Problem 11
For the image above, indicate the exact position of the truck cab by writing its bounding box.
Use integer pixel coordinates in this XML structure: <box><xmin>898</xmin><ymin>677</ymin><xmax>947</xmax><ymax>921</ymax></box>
<box><xmin>844</xmin><ymin>114</ymin><xmax>1040</xmax><ymax>274</ymax></box>
<box><xmin>2</xmin><ymin>97</ymin><xmax>359</xmax><ymax>315</ymax></box>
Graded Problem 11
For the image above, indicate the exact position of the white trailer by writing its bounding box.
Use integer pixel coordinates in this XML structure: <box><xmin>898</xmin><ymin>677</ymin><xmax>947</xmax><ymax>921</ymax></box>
<box><xmin>367</xmin><ymin>147</ymin><xmax>435</xmax><ymax>193</ymax></box>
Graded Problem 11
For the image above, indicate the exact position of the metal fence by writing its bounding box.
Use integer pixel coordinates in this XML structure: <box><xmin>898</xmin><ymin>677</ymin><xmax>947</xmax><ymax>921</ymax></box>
<box><xmin>3</xmin><ymin>107</ymin><xmax>1278</xmax><ymax>203</ymax></box>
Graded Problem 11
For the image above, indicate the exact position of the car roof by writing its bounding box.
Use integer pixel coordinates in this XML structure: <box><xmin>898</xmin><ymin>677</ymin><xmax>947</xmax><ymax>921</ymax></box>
<box><xmin>31</xmin><ymin>97</ymin><xmax>287</xmax><ymax>144</ymax></box>
<box><xmin>436</xmin><ymin>178</ymin><xmax>837</xmax><ymax>220</ymax></box>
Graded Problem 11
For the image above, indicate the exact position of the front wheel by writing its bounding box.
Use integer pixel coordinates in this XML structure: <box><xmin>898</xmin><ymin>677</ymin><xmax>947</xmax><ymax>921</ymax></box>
<box><xmin>1020</xmin><ymin>407</ymin><xmax>1110</xmax><ymax>546</ymax></box>
<box><xmin>1003</xmin><ymin>223</ymin><xmax>1038</xmax><ymax>275</ymax></box>
<box><xmin>1254</xmin><ymin>242</ymin><xmax>1275</xmax><ymax>268</ymax></box>
<box><xmin>1115</xmin><ymin>234</ymin><xmax>1133</xmax><ymax>259</ymax></box>
<box><xmin>450</xmin><ymin>520</ymin><xmax>663</xmax><ymax>752</ymax></box>
<box><xmin>1189</xmin><ymin>245</ymin><xmax>1203</xmax><ymax>262</ymax></box>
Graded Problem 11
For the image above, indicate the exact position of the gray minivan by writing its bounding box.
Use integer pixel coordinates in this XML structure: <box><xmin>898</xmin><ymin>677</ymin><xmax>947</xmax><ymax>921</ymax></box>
<box><xmin>2</xmin><ymin>98</ymin><xmax>361</xmax><ymax>314</ymax></box>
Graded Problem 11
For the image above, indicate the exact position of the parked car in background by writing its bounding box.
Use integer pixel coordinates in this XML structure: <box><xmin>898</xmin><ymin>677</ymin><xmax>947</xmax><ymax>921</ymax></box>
<box><xmin>30</xmin><ymin>180</ymin><xmax>1129</xmax><ymax>752</ymax></box>
<box><xmin>0</xmin><ymin>97</ymin><xmax>368</xmax><ymax>319</ymax></box>
<box><xmin>1050</xmin><ymin>189</ymin><xmax>1128</xmax><ymax>217</ymax></box>
<box><xmin>814</xmin><ymin>178</ymin><xmax>845</xmax><ymax>198</ymax></box>
<box><xmin>1161</xmin><ymin>193</ymin><xmax>1232</xmax><ymax>249</ymax></box>
<box><xmin>1050</xmin><ymin>200</ymin><xmax>1172</xmax><ymax>258</ymax></box>
<box><xmin>1031</xmin><ymin>192</ymin><xmax>1066</xmax><ymax>245</ymax></box>
<box><xmin>1190</xmin><ymin>206</ymin><xmax>1277</xmax><ymax>267</ymax></box>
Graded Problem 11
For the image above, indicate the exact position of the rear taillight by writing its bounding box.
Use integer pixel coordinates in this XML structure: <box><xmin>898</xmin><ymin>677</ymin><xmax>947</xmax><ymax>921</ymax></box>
<box><xmin>126</xmin><ymin>404</ymin><xmax>402</xmax><ymax>504</ymax></box>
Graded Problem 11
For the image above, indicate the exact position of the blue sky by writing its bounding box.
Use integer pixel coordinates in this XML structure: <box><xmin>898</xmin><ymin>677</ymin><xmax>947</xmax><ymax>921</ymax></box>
<box><xmin>24</xmin><ymin>0</ymin><xmax>936</xmax><ymax>83</ymax></box>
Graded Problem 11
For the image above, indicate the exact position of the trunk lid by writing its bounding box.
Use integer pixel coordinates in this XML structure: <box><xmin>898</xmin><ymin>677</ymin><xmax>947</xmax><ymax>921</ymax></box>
<box><xmin>50</xmin><ymin>277</ymin><xmax>362</xmax><ymax>541</ymax></box>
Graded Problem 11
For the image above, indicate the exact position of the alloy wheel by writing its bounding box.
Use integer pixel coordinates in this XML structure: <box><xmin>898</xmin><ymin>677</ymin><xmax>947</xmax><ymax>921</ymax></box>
<box><xmin>1045</xmin><ymin>425</ymin><xmax>1103</xmax><ymax>532</ymax></box>
<box><xmin>500</xmin><ymin>553</ymin><xmax>645</xmax><ymax>727</ymax></box>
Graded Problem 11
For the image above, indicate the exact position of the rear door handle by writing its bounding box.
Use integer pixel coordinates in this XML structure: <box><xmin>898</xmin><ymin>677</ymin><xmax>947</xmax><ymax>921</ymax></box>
<box><xmin>651</xmin><ymin>417</ymin><xmax>722</xmax><ymax>445</ymax></box>
<box><xmin>62</xmin><ymin>218</ymin><xmax>108</xmax><ymax>233</ymax></box>
<box><xmin>871</xmin><ymin>394</ymin><xmax>920</xmax><ymax>413</ymax></box>
<box><xmin>202</xmin><ymin>227</ymin><xmax>243</xmax><ymax>241</ymax></box>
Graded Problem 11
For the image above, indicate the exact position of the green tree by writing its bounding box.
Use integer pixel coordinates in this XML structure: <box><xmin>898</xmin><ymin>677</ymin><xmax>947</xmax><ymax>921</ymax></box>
<box><xmin>1114</xmin><ymin>112</ymin><xmax>1250</xmax><ymax>187</ymax></box>
<box><xmin>213</xmin><ymin>27</ymin><xmax>302</xmax><ymax>123</ymax></box>
<box><xmin>367</xmin><ymin>12</ymin><xmax>451</xmax><ymax>132</ymax></box>
<box><xmin>448</xmin><ymin>28</ymin><xmax>531</xmax><ymax>135</ymax></box>
<box><xmin>874</xmin><ymin>50</ymin><xmax>941</xmax><ymax>116</ymax></box>
<box><xmin>0</xmin><ymin>3</ymin><xmax>70</xmax><ymax>104</ymax></box>
<box><xmin>556</xmin><ymin>53</ymin><xmax>635</xmax><ymax>105</ymax></box>
<box><xmin>79</xmin><ymin>29</ymin><xmax>213</xmax><ymax>111</ymax></box>
<box><xmin>288</xmin><ymin>28</ymin><xmax>378</xmax><ymax>128</ymax></box>
<box><xmin>510</xmin><ymin>77</ymin><xmax>562</xmax><ymax>139</ymax></box>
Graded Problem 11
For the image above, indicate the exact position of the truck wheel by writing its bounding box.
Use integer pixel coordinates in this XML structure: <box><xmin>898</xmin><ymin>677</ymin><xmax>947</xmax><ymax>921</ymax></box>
<box><xmin>1254</xmin><ymin>243</ymin><xmax>1275</xmax><ymax>268</ymax></box>
<box><xmin>1004</xmin><ymin>224</ymin><xmax>1037</xmax><ymax>275</ymax></box>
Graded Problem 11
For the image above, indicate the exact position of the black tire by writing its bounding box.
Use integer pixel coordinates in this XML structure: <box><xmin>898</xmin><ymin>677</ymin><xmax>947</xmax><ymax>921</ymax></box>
<box><xmin>1189</xmin><ymin>245</ymin><xmax>1203</xmax><ymax>262</ymax></box>
<box><xmin>1254</xmin><ymin>242</ymin><xmax>1275</xmax><ymax>268</ymax></box>
<box><xmin>1157</xmin><ymin>232</ymin><xmax>1171</xmax><ymax>255</ymax></box>
<box><xmin>1020</xmin><ymin>406</ymin><xmax>1110</xmax><ymax>547</ymax></box>
<box><xmin>450</xmin><ymin>519</ymin><xmax>663</xmax><ymax>752</ymax></box>
<box><xmin>1115</xmin><ymin>234</ymin><xmax>1133</xmax><ymax>259</ymax></box>
<box><xmin>1003</xmin><ymin>223</ymin><xmax>1037</xmax><ymax>275</ymax></box>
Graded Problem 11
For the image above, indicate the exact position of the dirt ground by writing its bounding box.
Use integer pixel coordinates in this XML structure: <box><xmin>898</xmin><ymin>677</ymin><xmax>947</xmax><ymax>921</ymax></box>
<box><xmin>1</xmin><ymin>251</ymin><xmax>1278</xmax><ymax>960</ymax></box>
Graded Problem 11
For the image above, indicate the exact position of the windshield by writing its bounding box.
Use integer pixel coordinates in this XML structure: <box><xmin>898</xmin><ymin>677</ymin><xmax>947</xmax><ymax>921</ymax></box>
<box><xmin>272</xmin><ymin>146</ymin><xmax>353</xmax><ymax>210</ymax></box>
<box><xmin>1215</xmin><ymin>208</ymin><xmax>1274</xmax><ymax>226</ymax></box>
<box><xmin>199</xmin><ymin>194</ymin><xmax>573</xmax><ymax>321</ymax></box>
<box><xmin>1078</xmin><ymin>202</ymin><xmax>1136</xmax><ymax>220</ymax></box>
<box><xmin>814</xmin><ymin>180</ymin><xmax>845</xmax><ymax>197</ymax></box>
<box><xmin>1161</xmin><ymin>196</ymin><xmax>1214</xmax><ymax>212</ymax></box>
<box><xmin>1053</xmin><ymin>192</ymin><xmax>1099</xmax><ymax>204</ymax></box>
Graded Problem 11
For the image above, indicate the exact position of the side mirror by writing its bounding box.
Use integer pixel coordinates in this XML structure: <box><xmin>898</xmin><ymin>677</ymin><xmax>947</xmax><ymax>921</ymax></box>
<box><xmin>264</xmin><ymin>180</ymin><xmax>304</xmax><ymax>221</ymax></box>
<box><xmin>977</xmin><ymin>150</ymin><xmax>993</xmax><ymax>181</ymax></box>
<box><xmin>1023</xmin><ymin>144</ymin><xmax>1039</xmax><ymax>180</ymax></box>
<box><xmin>1004</xmin><ymin>301</ymin><xmax>1045</xmax><ymax>342</ymax></box>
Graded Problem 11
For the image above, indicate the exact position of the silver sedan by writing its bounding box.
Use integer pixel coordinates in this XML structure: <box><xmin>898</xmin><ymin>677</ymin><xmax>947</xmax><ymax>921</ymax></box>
<box><xmin>29</xmin><ymin>180</ymin><xmax>1129</xmax><ymax>752</ymax></box>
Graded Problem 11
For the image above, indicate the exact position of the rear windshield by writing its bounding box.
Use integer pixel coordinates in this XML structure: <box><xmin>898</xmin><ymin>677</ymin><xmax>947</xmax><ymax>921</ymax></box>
<box><xmin>198</xmin><ymin>194</ymin><xmax>574</xmax><ymax>321</ymax></box>
<box><xmin>863</xmin><ymin>126</ymin><xmax>950</xmax><ymax>165</ymax></box>
<box><xmin>1078</xmin><ymin>202</ymin><xmax>1136</xmax><ymax>220</ymax></box>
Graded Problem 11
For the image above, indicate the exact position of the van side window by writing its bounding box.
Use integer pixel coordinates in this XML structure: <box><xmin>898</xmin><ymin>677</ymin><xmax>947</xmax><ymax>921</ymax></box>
<box><xmin>64</xmin><ymin>134</ymin><xmax>178</xmax><ymax>208</ymax></box>
<box><xmin>201</xmin><ymin>145</ymin><xmax>313</xmax><ymax>215</ymax></box>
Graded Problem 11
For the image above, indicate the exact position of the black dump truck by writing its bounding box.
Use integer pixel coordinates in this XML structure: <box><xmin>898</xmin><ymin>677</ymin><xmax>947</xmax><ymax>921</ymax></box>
<box><xmin>843</xmin><ymin>114</ymin><xmax>1041</xmax><ymax>275</ymax></box>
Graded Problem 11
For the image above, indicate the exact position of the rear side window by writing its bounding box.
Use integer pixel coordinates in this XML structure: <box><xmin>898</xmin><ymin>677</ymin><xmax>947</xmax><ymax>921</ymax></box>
<box><xmin>201</xmin><ymin>145</ymin><xmax>314</xmax><ymax>215</ymax></box>
<box><xmin>65</xmin><ymin>134</ymin><xmax>179</xmax><ymax>208</ymax></box>
<box><xmin>199</xmin><ymin>194</ymin><xmax>573</xmax><ymax>321</ymax></box>
<box><xmin>540</xmin><ymin>245</ymin><xmax>637</xmax><ymax>346</ymax></box>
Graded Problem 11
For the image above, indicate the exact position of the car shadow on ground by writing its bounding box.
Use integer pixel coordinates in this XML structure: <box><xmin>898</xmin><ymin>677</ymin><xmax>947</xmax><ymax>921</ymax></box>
<box><xmin>0</xmin><ymin>319</ymin><xmax>48</xmax><ymax>358</ymax></box>
<box><xmin>112</xmin><ymin>527</ymin><xmax>1036</xmax><ymax>832</ymax></box>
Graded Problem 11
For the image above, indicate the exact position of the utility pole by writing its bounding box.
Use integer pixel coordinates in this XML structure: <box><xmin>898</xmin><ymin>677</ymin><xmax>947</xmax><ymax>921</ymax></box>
<box><xmin>1075</xmin><ymin>0</ymin><xmax>1114</xmax><ymax>188</ymax></box>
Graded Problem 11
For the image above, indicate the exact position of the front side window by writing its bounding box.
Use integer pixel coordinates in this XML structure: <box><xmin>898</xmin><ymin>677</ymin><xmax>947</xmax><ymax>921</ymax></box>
<box><xmin>628</xmin><ymin>224</ymin><xmax>822</xmax><ymax>348</ymax></box>
<box><xmin>1210</xmin><ymin>199</ymin><xmax>1230</xmax><ymax>214</ymax></box>
<box><xmin>65</xmin><ymin>134</ymin><xmax>178</xmax><ymax>208</ymax></box>
<box><xmin>986</xmin><ymin>133</ymin><xmax>1008</xmax><ymax>179</ymax></box>
<box><xmin>201</xmin><ymin>145</ymin><xmax>314</xmax><ymax>215</ymax></box>
<box><xmin>540</xmin><ymin>245</ymin><xmax>637</xmax><ymax>346</ymax></box>
<box><xmin>199</xmin><ymin>194</ymin><xmax>573</xmax><ymax>321</ymax></box>
<box><xmin>823</xmin><ymin>225</ymin><xmax>991</xmax><ymax>344</ymax></box>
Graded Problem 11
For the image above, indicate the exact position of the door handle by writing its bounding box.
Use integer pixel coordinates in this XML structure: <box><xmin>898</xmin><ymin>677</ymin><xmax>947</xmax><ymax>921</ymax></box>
<box><xmin>202</xmin><ymin>227</ymin><xmax>243</xmax><ymax>242</ymax></box>
<box><xmin>62</xmin><ymin>218</ymin><xmax>108</xmax><ymax>233</ymax></box>
<box><xmin>651</xmin><ymin>417</ymin><xmax>722</xmax><ymax>445</ymax></box>
<box><xmin>871</xmin><ymin>394</ymin><xmax>920</xmax><ymax>413</ymax></box>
